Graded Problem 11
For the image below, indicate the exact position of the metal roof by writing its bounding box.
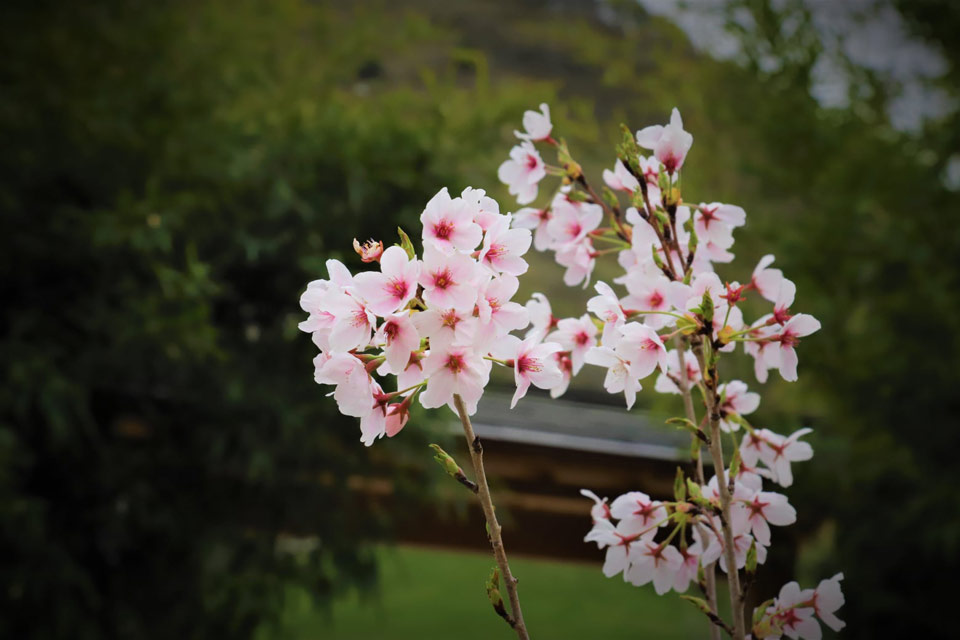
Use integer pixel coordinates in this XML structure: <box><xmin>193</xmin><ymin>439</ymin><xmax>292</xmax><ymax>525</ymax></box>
<box><xmin>456</xmin><ymin>390</ymin><xmax>692</xmax><ymax>461</ymax></box>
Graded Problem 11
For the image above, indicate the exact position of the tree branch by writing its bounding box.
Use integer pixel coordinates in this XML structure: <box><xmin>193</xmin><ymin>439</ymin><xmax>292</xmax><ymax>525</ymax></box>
<box><xmin>691</xmin><ymin>339</ymin><xmax>747</xmax><ymax>640</ymax></box>
<box><xmin>453</xmin><ymin>394</ymin><xmax>530</xmax><ymax>640</ymax></box>
<box><xmin>675</xmin><ymin>335</ymin><xmax>723</xmax><ymax>640</ymax></box>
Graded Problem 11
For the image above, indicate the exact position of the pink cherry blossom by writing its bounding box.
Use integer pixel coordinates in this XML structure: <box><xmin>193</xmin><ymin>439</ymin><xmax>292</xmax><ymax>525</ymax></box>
<box><xmin>512</xmin><ymin>206</ymin><xmax>553</xmax><ymax>251</ymax></box>
<box><xmin>555</xmin><ymin>240</ymin><xmax>597</xmax><ymax>288</ymax></box>
<box><xmin>620</xmin><ymin>272</ymin><xmax>687</xmax><ymax>329</ymax></box>
<box><xmin>741</xmin><ymin>490</ymin><xmax>796</xmax><ymax>546</ymax></box>
<box><xmin>584</xmin><ymin>519</ymin><xmax>653</xmax><ymax>579</ymax></box>
<box><xmin>769</xmin><ymin>581</ymin><xmax>820</xmax><ymax>640</ymax></box>
<box><xmin>461</xmin><ymin>186</ymin><xmax>502</xmax><ymax>231</ymax></box>
<box><xmin>603</xmin><ymin>159</ymin><xmax>640</xmax><ymax>193</ymax></box>
<box><xmin>812</xmin><ymin>573</ymin><xmax>845</xmax><ymax>632</ymax></box>
<box><xmin>547</xmin><ymin>197</ymin><xmax>603</xmax><ymax>247</ymax></box>
<box><xmin>587</xmin><ymin>281</ymin><xmax>626</xmax><ymax>344</ymax></box>
<box><xmin>498</xmin><ymin>141</ymin><xmax>545</xmax><ymax>205</ymax></box>
<box><xmin>776</xmin><ymin>313</ymin><xmax>821</xmax><ymax>381</ymax></box>
<box><xmin>419</xmin><ymin>248</ymin><xmax>479</xmax><ymax>312</ymax></box>
<box><xmin>772</xmin><ymin>278</ymin><xmax>797</xmax><ymax>325</ymax></box>
<box><xmin>654</xmin><ymin>349</ymin><xmax>701</xmax><ymax>394</ymax></box>
<box><xmin>695</xmin><ymin>202</ymin><xmax>746</xmax><ymax>246</ymax></box>
<box><xmin>420</xmin><ymin>187</ymin><xmax>484</xmax><ymax>255</ymax></box>
<box><xmin>326</xmin><ymin>290</ymin><xmax>376</xmax><ymax>352</ymax></box>
<box><xmin>547</xmin><ymin>314</ymin><xmax>598</xmax><ymax>374</ymax></box>
<box><xmin>515</xmin><ymin>103</ymin><xmax>553</xmax><ymax>142</ymax></box>
<box><xmin>580</xmin><ymin>488</ymin><xmax>612</xmax><ymax>524</ymax></box>
<box><xmin>478</xmin><ymin>213</ymin><xmax>532</xmax><ymax>276</ymax></box>
<box><xmin>412</xmin><ymin>306</ymin><xmax>475</xmax><ymax>350</ymax></box>
<box><xmin>314</xmin><ymin>352</ymin><xmax>375</xmax><ymax>418</ymax></box>
<box><xmin>718</xmin><ymin>380</ymin><xmax>761</xmax><ymax>432</ymax></box>
<box><xmin>584</xmin><ymin>340</ymin><xmax>643</xmax><ymax>409</ymax></box>
<box><xmin>610</xmin><ymin>491</ymin><xmax>668</xmax><ymax>530</ymax></box>
<box><xmin>635</xmin><ymin>108</ymin><xmax>693</xmax><ymax>175</ymax></box>
<box><xmin>742</xmin><ymin>428</ymin><xmax>814</xmax><ymax>488</ymax></box>
<box><xmin>550</xmin><ymin>351</ymin><xmax>573</xmax><ymax>399</ymax></box>
<box><xmin>625</xmin><ymin>541</ymin><xmax>684</xmax><ymax>594</ymax></box>
<box><xmin>359</xmin><ymin>385</ymin><xmax>414</xmax><ymax>446</ymax></box>
<box><xmin>743</xmin><ymin>319</ymin><xmax>780</xmax><ymax>383</ymax></box>
<box><xmin>474</xmin><ymin>274</ymin><xmax>530</xmax><ymax>347</ymax></box>
<box><xmin>374</xmin><ymin>312</ymin><xmax>420</xmax><ymax>374</ymax></box>
<box><xmin>617</xmin><ymin>322</ymin><xmax>668</xmax><ymax>380</ymax></box>
<box><xmin>673</xmin><ymin>539</ymin><xmax>711</xmax><ymax>593</ymax></box>
<box><xmin>419</xmin><ymin>344</ymin><xmax>490</xmax><ymax>415</ymax></box>
<box><xmin>497</xmin><ymin>335</ymin><xmax>564</xmax><ymax>408</ymax></box>
<box><xmin>524</xmin><ymin>292</ymin><xmax>557</xmax><ymax>340</ymax></box>
<box><xmin>298</xmin><ymin>259</ymin><xmax>354</xmax><ymax>334</ymax></box>
<box><xmin>751</xmin><ymin>254</ymin><xmax>784</xmax><ymax>302</ymax></box>
<box><xmin>352</xmin><ymin>246</ymin><xmax>420</xmax><ymax>316</ymax></box>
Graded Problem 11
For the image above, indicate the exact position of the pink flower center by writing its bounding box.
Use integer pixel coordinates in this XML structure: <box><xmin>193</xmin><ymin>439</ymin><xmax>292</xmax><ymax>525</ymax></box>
<box><xmin>433</xmin><ymin>220</ymin><xmax>454</xmax><ymax>240</ymax></box>
<box><xmin>773</xmin><ymin>306</ymin><xmax>793</xmax><ymax>325</ymax></box>
<box><xmin>351</xmin><ymin>306</ymin><xmax>369</xmax><ymax>328</ymax></box>
<box><xmin>566</xmin><ymin>222</ymin><xmax>582</xmax><ymax>238</ymax></box>
<box><xmin>648</xmin><ymin>291</ymin><xmax>664</xmax><ymax>308</ymax></box>
<box><xmin>700</xmin><ymin>206</ymin><xmax>718</xmax><ymax>227</ymax></box>
<box><xmin>780</xmin><ymin>330</ymin><xmax>799</xmax><ymax>348</ymax></box>
<box><xmin>441</xmin><ymin>309</ymin><xmax>460</xmax><ymax>329</ymax></box>
<box><xmin>516</xmin><ymin>354</ymin><xmax>542</xmax><ymax>375</ymax></box>
<box><xmin>485</xmin><ymin>243</ymin><xmax>505</xmax><ymax>263</ymax></box>
<box><xmin>525</xmin><ymin>154</ymin><xmax>539</xmax><ymax>170</ymax></box>
<box><xmin>387</xmin><ymin>277</ymin><xmax>408</xmax><ymax>301</ymax></box>
<box><xmin>747</xmin><ymin>498</ymin><xmax>769</xmax><ymax>518</ymax></box>
<box><xmin>662</xmin><ymin>153</ymin><xmax>679</xmax><ymax>173</ymax></box>
<box><xmin>382</xmin><ymin>320</ymin><xmax>400</xmax><ymax>343</ymax></box>
<box><xmin>445</xmin><ymin>353</ymin><xmax>466</xmax><ymax>373</ymax></box>
<box><xmin>575</xmin><ymin>331</ymin><xmax>590</xmax><ymax>346</ymax></box>
<box><xmin>633</xmin><ymin>501</ymin><xmax>657</xmax><ymax>522</ymax></box>
<box><xmin>778</xmin><ymin>608</ymin><xmax>803</xmax><ymax>629</ymax></box>
<box><xmin>432</xmin><ymin>268</ymin><xmax>453</xmax><ymax>290</ymax></box>
<box><xmin>640</xmin><ymin>338</ymin><xmax>659</xmax><ymax>351</ymax></box>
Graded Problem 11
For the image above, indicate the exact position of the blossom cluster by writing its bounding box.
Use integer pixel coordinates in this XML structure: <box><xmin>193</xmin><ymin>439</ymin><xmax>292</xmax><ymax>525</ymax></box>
<box><xmin>497</xmin><ymin>104</ymin><xmax>841</xmax><ymax>638</ymax></box>
<box><xmin>299</xmin><ymin>186</ymin><xmax>569</xmax><ymax>446</ymax></box>
<box><xmin>752</xmin><ymin>575</ymin><xmax>846</xmax><ymax>639</ymax></box>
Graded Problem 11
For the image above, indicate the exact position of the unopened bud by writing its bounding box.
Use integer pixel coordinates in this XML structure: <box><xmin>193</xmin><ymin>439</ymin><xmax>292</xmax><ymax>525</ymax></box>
<box><xmin>674</xmin><ymin>467</ymin><xmax>687</xmax><ymax>501</ymax></box>
<box><xmin>397</xmin><ymin>227</ymin><xmax>416</xmax><ymax>260</ymax></box>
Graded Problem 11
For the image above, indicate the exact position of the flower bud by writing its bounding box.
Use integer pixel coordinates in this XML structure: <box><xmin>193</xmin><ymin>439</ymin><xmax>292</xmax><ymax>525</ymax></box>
<box><xmin>396</xmin><ymin>227</ymin><xmax>416</xmax><ymax>260</ymax></box>
<box><xmin>353</xmin><ymin>238</ymin><xmax>384</xmax><ymax>262</ymax></box>
<box><xmin>429</xmin><ymin>443</ymin><xmax>462</xmax><ymax>477</ymax></box>
<box><xmin>674</xmin><ymin>467</ymin><xmax>687</xmax><ymax>501</ymax></box>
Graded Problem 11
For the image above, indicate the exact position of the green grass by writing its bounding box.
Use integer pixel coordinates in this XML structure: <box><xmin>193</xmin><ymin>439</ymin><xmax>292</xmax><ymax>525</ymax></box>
<box><xmin>259</xmin><ymin>545</ymin><xmax>712</xmax><ymax>639</ymax></box>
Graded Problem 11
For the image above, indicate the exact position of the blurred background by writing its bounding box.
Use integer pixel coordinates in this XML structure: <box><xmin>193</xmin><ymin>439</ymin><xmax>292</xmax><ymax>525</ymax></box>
<box><xmin>2</xmin><ymin>0</ymin><xmax>959</xmax><ymax>638</ymax></box>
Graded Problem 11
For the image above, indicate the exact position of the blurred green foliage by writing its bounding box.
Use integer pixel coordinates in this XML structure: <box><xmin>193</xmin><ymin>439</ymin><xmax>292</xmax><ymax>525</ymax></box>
<box><xmin>2</xmin><ymin>0</ymin><xmax>959</xmax><ymax>638</ymax></box>
<box><xmin>0</xmin><ymin>1</ymin><xmax>550</xmax><ymax>638</ymax></box>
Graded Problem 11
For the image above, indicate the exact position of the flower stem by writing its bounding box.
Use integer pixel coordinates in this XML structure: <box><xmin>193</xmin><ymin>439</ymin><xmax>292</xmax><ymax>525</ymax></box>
<box><xmin>691</xmin><ymin>339</ymin><xmax>747</xmax><ymax>640</ymax></box>
<box><xmin>452</xmin><ymin>394</ymin><xmax>530</xmax><ymax>640</ymax></box>
<box><xmin>675</xmin><ymin>336</ymin><xmax>722</xmax><ymax>640</ymax></box>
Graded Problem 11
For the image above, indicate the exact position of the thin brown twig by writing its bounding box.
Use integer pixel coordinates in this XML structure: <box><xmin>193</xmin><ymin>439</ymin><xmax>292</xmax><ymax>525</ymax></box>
<box><xmin>691</xmin><ymin>339</ymin><xmax>747</xmax><ymax>640</ymax></box>
<box><xmin>453</xmin><ymin>394</ymin><xmax>530</xmax><ymax>640</ymax></box>
<box><xmin>675</xmin><ymin>335</ymin><xmax>723</xmax><ymax>640</ymax></box>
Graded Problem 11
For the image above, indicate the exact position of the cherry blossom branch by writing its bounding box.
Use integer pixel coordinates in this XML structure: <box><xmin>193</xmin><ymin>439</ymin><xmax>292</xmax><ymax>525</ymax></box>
<box><xmin>453</xmin><ymin>394</ymin><xmax>530</xmax><ymax>640</ymax></box>
<box><xmin>674</xmin><ymin>336</ymin><xmax>722</xmax><ymax>640</ymax></box>
<box><xmin>691</xmin><ymin>337</ymin><xmax>747</xmax><ymax>640</ymax></box>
